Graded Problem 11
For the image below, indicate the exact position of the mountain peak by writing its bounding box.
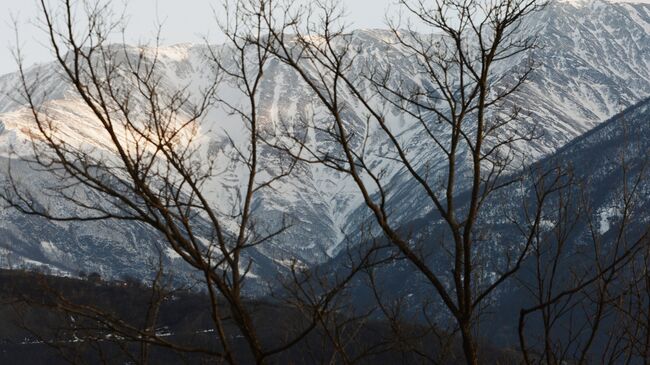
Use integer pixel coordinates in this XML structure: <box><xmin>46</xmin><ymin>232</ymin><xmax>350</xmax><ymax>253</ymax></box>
<box><xmin>556</xmin><ymin>0</ymin><xmax>650</xmax><ymax>6</ymax></box>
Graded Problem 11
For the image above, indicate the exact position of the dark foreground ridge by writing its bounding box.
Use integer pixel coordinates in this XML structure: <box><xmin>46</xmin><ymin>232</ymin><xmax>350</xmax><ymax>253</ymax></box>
<box><xmin>0</xmin><ymin>269</ymin><xmax>522</xmax><ymax>364</ymax></box>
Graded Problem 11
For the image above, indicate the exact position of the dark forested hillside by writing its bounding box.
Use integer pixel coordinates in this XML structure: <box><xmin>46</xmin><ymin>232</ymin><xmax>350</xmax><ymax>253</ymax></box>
<box><xmin>0</xmin><ymin>269</ymin><xmax>525</xmax><ymax>364</ymax></box>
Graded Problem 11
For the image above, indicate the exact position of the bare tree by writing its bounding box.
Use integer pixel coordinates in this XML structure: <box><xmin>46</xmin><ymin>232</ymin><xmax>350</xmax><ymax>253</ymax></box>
<box><xmin>3</xmin><ymin>0</ymin><xmax>649</xmax><ymax>364</ymax></box>
<box><xmin>517</xmin><ymin>120</ymin><xmax>650</xmax><ymax>365</ymax></box>
<box><xmin>0</xmin><ymin>0</ymin><xmax>379</xmax><ymax>363</ymax></box>
<box><xmin>226</xmin><ymin>0</ymin><xmax>551</xmax><ymax>363</ymax></box>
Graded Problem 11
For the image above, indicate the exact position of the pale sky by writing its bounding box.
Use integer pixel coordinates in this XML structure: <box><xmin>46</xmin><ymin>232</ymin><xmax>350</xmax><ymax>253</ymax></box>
<box><xmin>0</xmin><ymin>0</ymin><xmax>396</xmax><ymax>75</ymax></box>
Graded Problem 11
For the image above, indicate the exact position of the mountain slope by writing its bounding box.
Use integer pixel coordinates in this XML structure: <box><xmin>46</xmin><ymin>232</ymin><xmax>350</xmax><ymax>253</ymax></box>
<box><xmin>330</xmin><ymin>95</ymin><xmax>650</xmax><ymax>348</ymax></box>
<box><xmin>0</xmin><ymin>0</ymin><xmax>648</xmax><ymax>286</ymax></box>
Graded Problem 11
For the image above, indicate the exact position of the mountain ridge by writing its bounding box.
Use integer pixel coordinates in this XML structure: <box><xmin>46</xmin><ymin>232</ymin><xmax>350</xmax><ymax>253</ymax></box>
<box><xmin>0</xmin><ymin>0</ymin><xmax>649</xmax><ymax>287</ymax></box>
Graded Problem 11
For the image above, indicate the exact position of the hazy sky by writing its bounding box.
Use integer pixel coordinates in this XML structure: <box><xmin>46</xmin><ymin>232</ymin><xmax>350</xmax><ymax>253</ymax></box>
<box><xmin>4</xmin><ymin>0</ymin><xmax>649</xmax><ymax>75</ymax></box>
<box><xmin>0</xmin><ymin>0</ymin><xmax>395</xmax><ymax>75</ymax></box>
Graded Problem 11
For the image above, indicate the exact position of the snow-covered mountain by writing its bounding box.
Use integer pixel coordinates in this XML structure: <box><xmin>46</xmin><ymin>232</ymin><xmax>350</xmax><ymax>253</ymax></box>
<box><xmin>0</xmin><ymin>0</ymin><xmax>649</xmax><ymax>286</ymax></box>
<box><xmin>339</xmin><ymin>0</ymin><xmax>650</xmax><ymax>248</ymax></box>
<box><xmin>328</xmin><ymin>94</ymin><xmax>650</xmax><ymax>349</ymax></box>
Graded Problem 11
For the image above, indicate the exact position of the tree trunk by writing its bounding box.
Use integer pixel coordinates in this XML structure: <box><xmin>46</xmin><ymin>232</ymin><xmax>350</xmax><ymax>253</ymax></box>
<box><xmin>460</xmin><ymin>322</ymin><xmax>479</xmax><ymax>365</ymax></box>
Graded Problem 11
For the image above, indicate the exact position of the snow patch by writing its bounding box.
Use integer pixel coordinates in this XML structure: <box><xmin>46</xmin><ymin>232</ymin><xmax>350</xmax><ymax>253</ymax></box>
<box><xmin>598</xmin><ymin>206</ymin><xmax>619</xmax><ymax>234</ymax></box>
<box><xmin>40</xmin><ymin>240</ymin><xmax>63</xmax><ymax>259</ymax></box>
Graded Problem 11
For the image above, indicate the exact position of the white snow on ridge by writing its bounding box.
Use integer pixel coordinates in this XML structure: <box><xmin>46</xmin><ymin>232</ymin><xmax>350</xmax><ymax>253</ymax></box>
<box><xmin>557</xmin><ymin>0</ymin><xmax>650</xmax><ymax>7</ymax></box>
